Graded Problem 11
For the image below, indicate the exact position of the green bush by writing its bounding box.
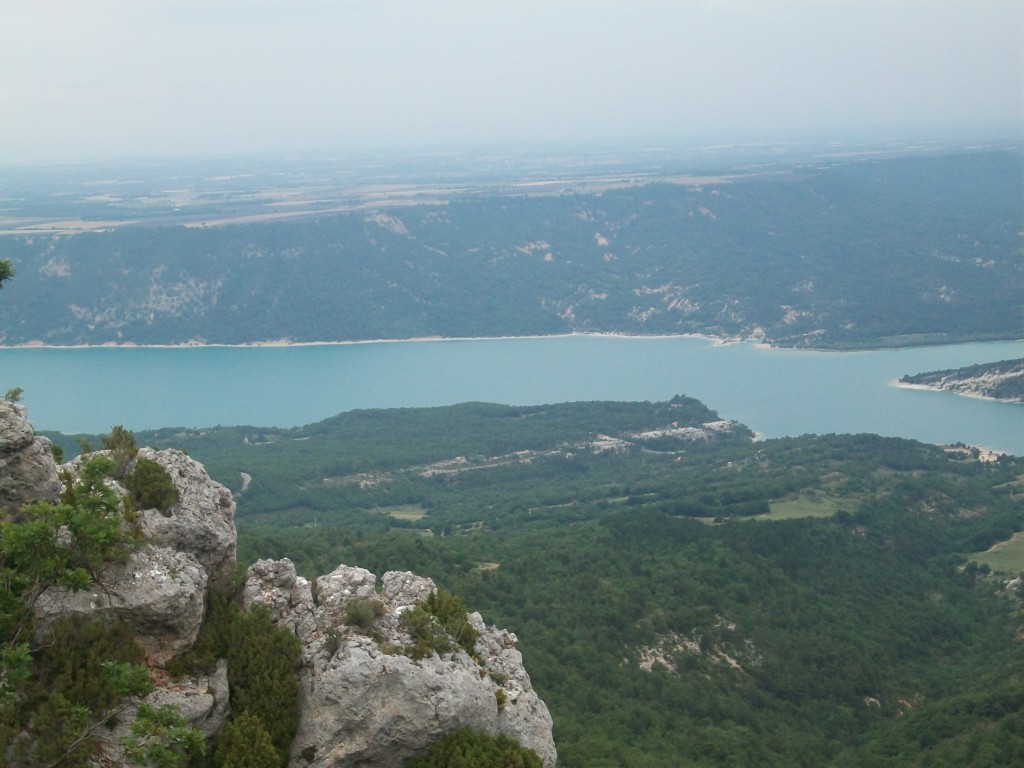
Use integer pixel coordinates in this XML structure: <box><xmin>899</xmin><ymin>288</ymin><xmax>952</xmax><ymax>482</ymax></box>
<box><xmin>20</xmin><ymin>693</ymin><xmax>93</xmax><ymax>768</ymax></box>
<box><xmin>400</xmin><ymin>603</ymin><xmax>452</xmax><ymax>660</ymax></box>
<box><xmin>399</xmin><ymin>589</ymin><xmax>478</xmax><ymax>660</ymax></box>
<box><xmin>404</xmin><ymin>728</ymin><xmax>542</xmax><ymax>768</ymax></box>
<box><xmin>0</xmin><ymin>455</ymin><xmax>161</xmax><ymax>765</ymax></box>
<box><xmin>166</xmin><ymin>591</ymin><xmax>237</xmax><ymax>677</ymax></box>
<box><xmin>213</xmin><ymin>712</ymin><xmax>280</xmax><ymax>768</ymax></box>
<box><xmin>344</xmin><ymin>597</ymin><xmax>384</xmax><ymax>629</ymax></box>
<box><xmin>3</xmin><ymin>455</ymin><xmax>130</xmax><ymax>645</ymax></box>
<box><xmin>224</xmin><ymin>606</ymin><xmax>302</xmax><ymax>765</ymax></box>
<box><xmin>126</xmin><ymin>457</ymin><xmax>180</xmax><ymax>516</ymax></box>
<box><xmin>102</xmin><ymin>425</ymin><xmax>138</xmax><ymax>480</ymax></box>
<box><xmin>424</xmin><ymin>589</ymin><xmax>478</xmax><ymax>656</ymax></box>
<box><xmin>121</xmin><ymin>703</ymin><xmax>205</xmax><ymax>768</ymax></box>
<box><xmin>31</xmin><ymin>616</ymin><xmax>146</xmax><ymax>712</ymax></box>
<box><xmin>167</xmin><ymin>590</ymin><xmax>302</xmax><ymax>765</ymax></box>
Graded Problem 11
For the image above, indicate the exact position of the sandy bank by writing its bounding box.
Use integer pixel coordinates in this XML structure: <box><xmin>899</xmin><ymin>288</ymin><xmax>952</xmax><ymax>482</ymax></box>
<box><xmin>0</xmin><ymin>331</ymin><xmax>759</xmax><ymax>351</ymax></box>
<box><xmin>890</xmin><ymin>379</ymin><xmax>1022</xmax><ymax>405</ymax></box>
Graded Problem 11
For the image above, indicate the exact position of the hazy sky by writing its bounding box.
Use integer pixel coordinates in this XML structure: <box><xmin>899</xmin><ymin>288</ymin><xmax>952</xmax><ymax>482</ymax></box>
<box><xmin>2</xmin><ymin>0</ymin><xmax>1021</xmax><ymax>162</ymax></box>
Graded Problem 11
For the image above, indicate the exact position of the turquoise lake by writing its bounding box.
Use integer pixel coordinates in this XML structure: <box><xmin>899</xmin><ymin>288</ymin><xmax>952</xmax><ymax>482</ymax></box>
<box><xmin>2</xmin><ymin>335</ymin><xmax>1023</xmax><ymax>455</ymax></box>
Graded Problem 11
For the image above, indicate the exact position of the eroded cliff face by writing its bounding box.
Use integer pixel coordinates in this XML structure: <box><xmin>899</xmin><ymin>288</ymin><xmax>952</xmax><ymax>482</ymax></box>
<box><xmin>244</xmin><ymin>559</ymin><xmax>557</xmax><ymax>768</ymax></box>
<box><xmin>0</xmin><ymin>402</ymin><xmax>61</xmax><ymax>514</ymax></box>
<box><xmin>1</xmin><ymin>404</ymin><xmax>556</xmax><ymax>766</ymax></box>
<box><xmin>34</xmin><ymin>446</ymin><xmax>236</xmax><ymax>667</ymax></box>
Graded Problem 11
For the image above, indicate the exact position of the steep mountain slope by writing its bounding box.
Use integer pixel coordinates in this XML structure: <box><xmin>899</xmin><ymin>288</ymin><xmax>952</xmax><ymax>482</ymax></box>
<box><xmin>1</xmin><ymin>150</ymin><xmax>1020</xmax><ymax>348</ymax></box>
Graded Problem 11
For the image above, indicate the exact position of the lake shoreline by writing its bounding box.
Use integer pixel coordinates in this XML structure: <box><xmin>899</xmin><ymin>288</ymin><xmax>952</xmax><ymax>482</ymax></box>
<box><xmin>5</xmin><ymin>331</ymin><xmax>1019</xmax><ymax>353</ymax></box>
<box><xmin>890</xmin><ymin>379</ymin><xmax>1023</xmax><ymax>406</ymax></box>
<box><xmin>0</xmin><ymin>330</ymin><xmax>765</xmax><ymax>351</ymax></box>
<box><xmin>7</xmin><ymin>336</ymin><xmax>1024</xmax><ymax>453</ymax></box>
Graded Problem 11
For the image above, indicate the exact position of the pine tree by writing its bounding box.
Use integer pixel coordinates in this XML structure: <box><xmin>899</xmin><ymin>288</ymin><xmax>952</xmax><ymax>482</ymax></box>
<box><xmin>405</xmin><ymin>729</ymin><xmax>543</xmax><ymax>768</ymax></box>
<box><xmin>214</xmin><ymin>712</ymin><xmax>281</xmax><ymax>768</ymax></box>
<box><xmin>224</xmin><ymin>606</ymin><xmax>301</xmax><ymax>764</ymax></box>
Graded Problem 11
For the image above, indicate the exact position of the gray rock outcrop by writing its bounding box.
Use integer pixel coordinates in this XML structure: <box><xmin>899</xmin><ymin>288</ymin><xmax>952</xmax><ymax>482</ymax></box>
<box><xmin>244</xmin><ymin>558</ymin><xmax>557</xmax><ymax>768</ymax></box>
<box><xmin>2</xmin><ymin>402</ymin><xmax>554</xmax><ymax>766</ymax></box>
<box><xmin>146</xmin><ymin>658</ymin><xmax>232</xmax><ymax>737</ymax></box>
<box><xmin>0</xmin><ymin>401</ymin><xmax>61</xmax><ymax>514</ymax></box>
<box><xmin>98</xmin><ymin>659</ymin><xmax>232</xmax><ymax>766</ymax></box>
<box><xmin>135</xmin><ymin>447</ymin><xmax>237</xmax><ymax>585</ymax></box>
<box><xmin>35</xmin><ymin>447</ymin><xmax>237</xmax><ymax>667</ymax></box>
<box><xmin>35</xmin><ymin>545</ymin><xmax>208</xmax><ymax>666</ymax></box>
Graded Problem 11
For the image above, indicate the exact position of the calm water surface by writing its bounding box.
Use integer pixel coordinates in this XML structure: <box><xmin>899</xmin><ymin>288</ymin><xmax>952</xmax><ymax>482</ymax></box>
<box><xmin>2</xmin><ymin>335</ymin><xmax>1023</xmax><ymax>455</ymax></box>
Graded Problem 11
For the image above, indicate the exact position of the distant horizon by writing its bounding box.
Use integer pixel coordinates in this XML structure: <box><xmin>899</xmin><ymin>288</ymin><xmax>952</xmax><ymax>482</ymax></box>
<box><xmin>3</xmin><ymin>1</ymin><xmax>1020</xmax><ymax>165</ymax></box>
<box><xmin>3</xmin><ymin>118</ymin><xmax>1021</xmax><ymax>170</ymax></box>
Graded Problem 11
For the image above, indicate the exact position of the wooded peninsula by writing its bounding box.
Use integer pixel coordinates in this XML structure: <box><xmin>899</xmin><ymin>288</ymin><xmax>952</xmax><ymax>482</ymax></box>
<box><xmin>900</xmin><ymin>358</ymin><xmax>1024</xmax><ymax>403</ymax></box>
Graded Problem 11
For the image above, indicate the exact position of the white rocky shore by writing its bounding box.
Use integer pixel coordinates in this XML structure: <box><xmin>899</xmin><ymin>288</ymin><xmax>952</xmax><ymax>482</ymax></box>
<box><xmin>896</xmin><ymin>359</ymin><xmax>1024</xmax><ymax>404</ymax></box>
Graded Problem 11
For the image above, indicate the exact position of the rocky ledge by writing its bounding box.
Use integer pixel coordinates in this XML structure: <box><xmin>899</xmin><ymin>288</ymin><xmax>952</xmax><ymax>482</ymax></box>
<box><xmin>244</xmin><ymin>559</ymin><xmax>557</xmax><ymax>768</ymax></box>
<box><xmin>0</xmin><ymin>402</ymin><xmax>61</xmax><ymax>514</ymax></box>
<box><xmin>1</xmin><ymin>401</ymin><xmax>556</xmax><ymax>766</ymax></box>
<box><xmin>34</xmin><ymin>445</ymin><xmax>236</xmax><ymax>667</ymax></box>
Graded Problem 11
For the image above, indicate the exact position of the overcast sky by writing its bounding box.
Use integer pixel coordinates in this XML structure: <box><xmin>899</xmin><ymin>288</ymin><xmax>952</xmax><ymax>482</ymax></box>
<box><xmin>2</xmin><ymin>0</ymin><xmax>1021</xmax><ymax>163</ymax></box>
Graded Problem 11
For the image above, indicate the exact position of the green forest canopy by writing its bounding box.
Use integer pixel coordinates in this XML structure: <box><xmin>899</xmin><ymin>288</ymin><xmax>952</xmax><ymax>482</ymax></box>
<box><xmin>51</xmin><ymin>397</ymin><xmax>1024</xmax><ymax>768</ymax></box>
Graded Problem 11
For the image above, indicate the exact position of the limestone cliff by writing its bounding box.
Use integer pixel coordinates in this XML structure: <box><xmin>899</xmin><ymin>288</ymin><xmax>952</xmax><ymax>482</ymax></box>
<box><xmin>1</xmin><ymin>402</ymin><xmax>556</xmax><ymax>766</ymax></box>
<box><xmin>0</xmin><ymin>402</ymin><xmax>61</xmax><ymax>514</ymax></box>
<box><xmin>35</xmin><ymin>446</ymin><xmax>235</xmax><ymax>667</ymax></box>
<box><xmin>244</xmin><ymin>559</ymin><xmax>557</xmax><ymax>768</ymax></box>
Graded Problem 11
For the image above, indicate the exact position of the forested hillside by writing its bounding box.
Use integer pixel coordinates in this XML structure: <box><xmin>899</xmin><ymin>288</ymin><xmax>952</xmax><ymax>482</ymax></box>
<box><xmin>3</xmin><ymin>149</ymin><xmax>1021</xmax><ymax>348</ymax></box>
<box><xmin>52</xmin><ymin>398</ymin><xmax>1024</xmax><ymax>767</ymax></box>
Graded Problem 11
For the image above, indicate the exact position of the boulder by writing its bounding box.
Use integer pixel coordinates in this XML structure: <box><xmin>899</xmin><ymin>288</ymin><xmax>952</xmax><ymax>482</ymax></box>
<box><xmin>0</xmin><ymin>401</ymin><xmax>61</xmax><ymax>514</ymax></box>
<box><xmin>143</xmin><ymin>658</ymin><xmax>232</xmax><ymax>738</ymax></box>
<box><xmin>381</xmin><ymin>570</ymin><xmax>437</xmax><ymax>612</ymax></box>
<box><xmin>316</xmin><ymin>563</ymin><xmax>378</xmax><ymax>613</ymax></box>
<box><xmin>136</xmin><ymin>447</ymin><xmax>237</xmax><ymax>584</ymax></box>
<box><xmin>243</xmin><ymin>558</ymin><xmax>557</xmax><ymax>768</ymax></box>
<box><xmin>35</xmin><ymin>545</ymin><xmax>208</xmax><ymax>667</ymax></box>
<box><xmin>36</xmin><ymin>446</ymin><xmax>237</xmax><ymax>668</ymax></box>
<box><xmin>98</xmin><ymin>659</ymin><xmax>232</xmax><ymax>766</ymax></box>
<box><xmin>243</xmin><ymin>558</ymin><xmax>320</xmax><ymax>646</ymax></box>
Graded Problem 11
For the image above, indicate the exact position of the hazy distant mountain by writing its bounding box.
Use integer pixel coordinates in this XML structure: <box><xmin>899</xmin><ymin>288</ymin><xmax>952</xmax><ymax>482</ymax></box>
<box><xmin>1</xmin><ymin>150</ymin><xmax>1020</xmax><ymax>348</ymax></box>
